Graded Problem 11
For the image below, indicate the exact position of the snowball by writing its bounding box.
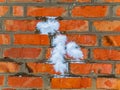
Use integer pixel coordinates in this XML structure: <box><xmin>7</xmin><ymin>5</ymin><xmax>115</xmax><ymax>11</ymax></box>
<box><xmin>66</xmin><ymin>42</ymin><xmax>83</xmax><ymax>60</ymax></box>
<box><xmin>36</xmin><ymin>17</ymin><xmax>59</xmax><ymax>34</ymax></box>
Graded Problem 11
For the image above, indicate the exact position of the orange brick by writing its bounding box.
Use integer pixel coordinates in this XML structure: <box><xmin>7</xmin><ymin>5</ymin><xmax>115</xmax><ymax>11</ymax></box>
<box><xmin>2</xmin><ymin>88</ymin><xmax>15</xmax><ymax>90</ymax></box>
<box><xmin>72</xmin><ymin>6</ymin><xmax>108</xmax><ymax>17</ymax></box>
<box><xmin>0</xmin><ymin>6</ymin><xmax>8</xmax><ymax>16</ymax></box>
<box><xmin>8</xmin><ymin>76</ymin><xmax>43</xmax><ymax>88</ymax></box>
<box><xmin>8</xmin><ymin>0</ymin><xmax>44</xmax><ymax>2</ymax></box>
<box><xmin>13</xmin><ymin>6</ymin><xmax>24</xmax><ymax>16</ymax></box>
<box><xmin>53</xmin><ymin>0</ymin><xmax>90</xmax><ymax>2</ymax></box>
<box><xmin>4</xmin><ymin>20</ymin><xmax>38</xmax><ymax>31</ymax></box>
<box><xmin>0</xmin><ymin>0</ymin><xmax>5</xmax><ymax>2</ymax></box>
<box><xmin>115</xmin><ymin>6</ymin><xmax>120</xmax><ymax>16</ymax></box>
<box><xmin>0</xmin><ymin>76</ymin><xmax>4</xmax><ymax>86</ymax></box>
<box><xmin>67</xmin><ymin>34</ymin><xmax>97</xmax><ymax>46</ymax></box>
<box><xmin>14</xmin><ymin>34</ymin><xmax>49</xmax><ymax>45</ymax></box>
<box><xmin>115</xmin><ymin>64</ymin><xmax>120</xmax><ymax>74</ymax></box>
<box><xmin>27</xmin><ymin>6</ymin><xmax>66</xmax><ymax>16</ymax></box>
<box><xmin>51</xmin><ymin>77</ymin><xmax>91</xmax><ymax>89</ymax></box>
<box><xmin>0</xmin><ymin>34</ymin><xmax>10</xmax><ymax>45</ymax></box>
<box><xmin>70</xmin><ymin>63</ymin><xmax>112</xmax><ymax>74</ymax></box>
<box><xmin>59</xmin><ymin>20</ymin><xmax>88</xmax><ymax>31</ymax></box>
<box><xmin>0</xmin><ymin>62</ymin><xmax>19</xmax><ymax>73</ymax></box>
<box><xmin>93</xmin><ymin>20</ymin><xmax>120</xmax><ymax>31</ymax></box>
<box><xmin>93</xmin><ymin>48</ymin><xmax>120</xmax><ymax>60</ymax></box>
<box><xmin>27</xmin><ymin>63</ymin><xmax>58</xmax><ymax>74</ymax></box>
<box><xmin>99</xmin><ymin>0</ymin><xmax>120</xmax><ymax>2</ymax></box>
<box><xmin>4</xmin><ymin>48</ymin><xmax>41</xmax><ymax>59</ymax></box>
<box><xmin>103</xmin><ymin>35</ymin><xmax>120</xmax><ymax>46</ymax></box>
<box><xmin>97</xmin><ymin>78</ymin><xmax>117</xmax><ymax>89</ymax></box>
<box><xmin>46</xmin><ymin>48</ymin><xmax>88</xmax><ymax>60</ymax></box>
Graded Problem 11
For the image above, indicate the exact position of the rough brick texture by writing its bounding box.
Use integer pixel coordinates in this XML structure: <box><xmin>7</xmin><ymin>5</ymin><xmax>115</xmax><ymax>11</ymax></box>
<box><xmin>0</xmin><ymin>0</ymin><xmax>119</xmax><ymax>89</ymax></box>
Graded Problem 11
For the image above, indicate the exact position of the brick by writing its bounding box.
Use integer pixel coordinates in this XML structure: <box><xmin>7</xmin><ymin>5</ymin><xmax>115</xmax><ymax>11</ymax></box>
<box><xmin>0</xmin><ymin>62</ymin><xmax>19</xmax><ymax>73</ymax></box>
<box><xmin>103</xmin><ymin>35</ymin><xmax>120</xmax><ymax>46</ymax></box>
<box><xmin>14</xmin><ymin>34</ymin><xmax>49</xmax><ymax>45</ymax></box>
<box><xmin>2</xmin><ymin>89</ymin><xmax>15</xmax><ymax>90</ymax></box>
<box><xmin>72</xmin><ymin>6</ymin><xmax>108</xmax><ymax>17</ymax></box>
<box><xmin>70</xmin><ymin>63</ymin><xmax>112</xmax><ymax>74</ymax></box>
<box><xmin>4</xmin><ymin>20</ymin><xmax>38</xmax><ymax>31</ymax></box>
<box><xmin>27</xmin><ymin>63</ymin><xmax>58</xmax><ymax>74</ymax></box>
<box><xmin>46</xmin><ymin>48</ymin><xmax>88</xmax><ymax>60</ymax></box>
<box><xmin>59</xmin><ymin>20</ymin><xmax>88</xmax><ymax>31</ymax></box>
<box><xmin>115</xmin><ymin>64</ymin><xmax>120</xmax><ymax>74</ymax></box>
<box><xmin>97</xmin><ymin>78</ymin><xmax>117</xmax><ymax>89</ymax></box>
<box><xmin>0</xmin><ymin>76</ymin><xmax>4</xmax><ymax>86</ymax></box>
<box><xmin>67</xmin><ymin>34</ymin><xmax>97</xmax><ymax>46</ymax></box>
<box><xmin>4</xmin><ymin>48</ymin><xmax>41</xmax><ymax>59</ymax></box>
<box><xmin>0</xmin><ymin>6</ymin><xmax>8</xmax><ymax>16</ymax></box>
<box><xmin>51</xmin><ymin>77</ymin><xmax>91</xmax><ymax>89</ymax></box>
<box><xmin>8</xmin><ymin>0</ymin><xmax>44</xmax><ymax>2</ymax></box>
<box><xmin>52</xmin><ymin>0</ymin><xmax>90</xmax><ymax>2</ymax></box>
<box><xmin>27</xmin><ymin>6</ymin><xmax>66</xmax><ymax>16</ymax></box>
<box><xmin>97</xmin><ymin>0</ymin><xmax>120</xmax><ymax>2</ymax></box>
<box><xmin>8</xmin><ymin>76</ymin><xmax>43</xmax><ymax>88</ymax></box>
<box><xmin>13</xmin><ymin>6</ymin><xmax>24</xmax><ymax>16</ymax></box>
<box><xmin>0</xmin><ymin>34</ymin><xmax>10</xmax><ymax>45</ymax></box>
<box><xmin>93</xmin><ymin>48</ymin><xmax>120</xmax><ymax>60</ymax></box>
<box><xmin>115</xmin><ymin>6</ymin><xmax>120</xmax><ymax>16</ymax></box>
<box><xmin>0</xmin><ymin>0</ymin><xmax>5</xmax><ymax>2</ymax></box>
<box><xmin>93</xmin><ymin>20</ymin><xmax>120</xmax><ymax>31</ymax></box>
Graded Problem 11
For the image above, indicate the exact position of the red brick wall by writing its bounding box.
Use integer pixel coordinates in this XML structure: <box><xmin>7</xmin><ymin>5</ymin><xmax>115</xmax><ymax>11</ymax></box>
<box><xmin>0</xmin><ymin>0</ymin><xmax>120</xmax><ymax>89</ymax></box>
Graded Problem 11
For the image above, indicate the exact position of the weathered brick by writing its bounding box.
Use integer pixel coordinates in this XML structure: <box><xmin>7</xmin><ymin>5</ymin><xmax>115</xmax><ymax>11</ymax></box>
<box><xmin>97</xmin><ymin>0</ymin><xmax>120</xmax><ymax>2</ymax></box>
<box><xmin>52</xmin><ymin>0</ymin><xmax>90</xmax><ymax>2</ymax></box>
<box><xmin>27</xmin><ymin>63</ymin><xmax>58</xmax><ymax>74</ymax></box>
<box><xmin>51</xmin><ymin>77</ymin><xmax>91</xmax><ymax>89</ymax></box>
<box><xmin>4</xmin><ymin>20</ymin><xmax>38</xmax><ymax>31</ymax></box>
<box><xmin>13</xmin><ymin>6</ymin><xmax>24</xmax><ymax>16</ymax></box>
<box><xmin>103</xmin><ymin>35</ymin><xmax>120</xmax><ymax>46</ymax></box>
<box><xmin>0</xmin><ymin>34</ymin><xmax>10</xmax><ymax>45</ymax></box>
<box><xmin>0</xmin><ymin>6</ymin><xmax>8</xmax><ymax>16</ymax></box>
<box><xmin>8</xmin><ymin>76</ymin><xmax>43</xmax><ymax>88</ymax></box>
<box><xmin>115</xmin><ymin>64</ymin><xmax>120</xmax><ymax>74</ymax></box>
<box><xmin>70</xmin><ymin>63</ymin><xmax>112</xmax><ymax>74</ymax></box>
<box><xmin>46</xmin><ymin>48</ymin><xmax>88</xmax><ymax>60</ymax></box>
<box><xmin>4</xmin><ymin>48</ymin><xmax>41</xmax><ymax>59</ymax></box>
<box><xmin>0</xmin><ymin>0</ymin><xmax>5</xmax><ymax>2</ymax></box>
<box><xmin>59</xmin><ymin>20</ymin><xmax>88</xmax><ymax>31</ymax></box>
<box><xmin>8</xmin><ymin>0</ymin><xmax>44</xmax><ymax>2</ymax></box>
<box><xmin>115</xmin><ymin>6</ymin><xmax>120</xmax><ymax>16</ymax></box>
<box><xmin>97</xmin><ymin>78</ymin><xmax>117</xmax><ymax>89</ymax></box>
<box><xmin>93</xmin><ymin>48</ymin><xmax>120</xmax><ymax>60</ymax></box>
<box><xmin>0</xmin><ymin>76</ymin><xmax>4</xmax><ymax>86</ymax></box>
<box><xmin>2</xmin><ymin>88</ymin><xmax>15</xmax><ymax>90</ymax></box>
<box><xmin>67</xmin><ymin>34</ymin><xmax>97</xmax><ymax>46</ymax></box>
<box><xmin>0</xmin><ymin>62</ymin><xmax>19</xmax><ymax>73</ymax></box>
<box><xmin>27</xmin><ymin>6</ymin><xmax>66</xmax><ymax>16</ymax></box>
<box><xmin>72</xmin><ymin>6</ymin><xmax>108</xmax><ymax>17</ymax></box>
<box><xmin>14</xmin><ymin>34</ymin><xmax>49</xmax><ymax>45</ymax></box>
<box><xmin>93</xmin><ymin>20</ymin><xmax>120</xmax><ymax>31</ymax></box>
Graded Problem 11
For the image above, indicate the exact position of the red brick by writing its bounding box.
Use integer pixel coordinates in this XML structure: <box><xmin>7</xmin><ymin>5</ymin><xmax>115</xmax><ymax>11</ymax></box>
<box><xmin>103</xmin><ymin>35</ymin><xmax>120</xmax><ymax>46</ymax></box>
<box><xmin>0</xmin><ymin>34</ymin><xmax>10</xmax><ymax>45</ymax></box>
<box><xmin>2</xmin><ymin>89</ymin><xmax>15</xmax><ymax>90</ymax></box>
<box><xmin>115</xmin><ymin>64</ymin><xmax>120</xmax><ymax>74</ymax></box>
<box><xmin>59</xmin><ymin>20</ymin><xmax>88</xmax><ymax>31</ymax></box>
<box><xmin>53</xmin><ymin>0</ymin><xmax>90</xmax><ymax>2</ymax></box>
<box><xmin>72</xmin><ymin>6</ymin><xmax>108</xmax><ymax>17</ymax></box>
<box><xmin>46</xmin><ymin>48</ymin><xmax>88</xmax><ymax>60</ymax></box>
<box><xmin>97</xmin><ymin>78</ymin><xmax>117</xmax><ymax>89</ymax></box>
<box><xmin>103</xmin><ymin>0</ymin><xmax>120</xmax><ymax>2</ymax></box>
<box><xmin>0</xmin><ymin>62</ymin><xmax>19</xmax><ymax>73</ymax></box>
<box><xmin>4</xmin><ymin>48</ymin><xmax>41</xmax><ymax>59</ymax></box>
<box><xmin>27</xmin><ymin>6</ymin><xmax>66</xmax><ymax>16</ymax></box>
<box><xmin>93</xmin><ymin>20</ymin><xmax>120</xmax><ymax>31</ymax></box>
<box><xmin>4</xmin><ymin>20</ymin><xmax>38</xmax><ymax>31</ymax></box>
<box><xmin>14</xmin><ymin>34</ymin><xmax>49</xmax><ymax>45</ymax></box>
<box><xmin>27</xmin><ymin>63</ymin><xmax>58</xmax><ymax>74</ymax></box>
<box><xmin>8</xmin><ymin>76</ymin><xmax>43</xmax><ymax>88</ymax></box>
<box><xmin>115</xmin><ymin>6</ymin><xmax>120</xmax><ymax>16</ymax></box>
<box><xmin>51</xmin><ymin>77</ymin><xmax>91</xmax><ymax>89</ymax></box>
<box><xmin>70</xmin><ymin>63</ymin><xmax>112</xmax><ymax>74</ymax></box>
<box><xmin>13</xmin><ymin>6</ymin><xmax>24</xmax><ymax>16</ymax></box>
<box><xmin>0</xmin><ymin>0</ymin><xmax>5</xmax><ymax>2</ymax></box>
<box><xmin>8</xmin><ymin>0</ymin><xmax>44</xmax><ymax>2</ymax></box>
<box><xmin>67</xmin><ymin>34</ymin><xmax>97</xmax><ymax>46</ymax></box>
<box><xmin>0</xmin><ymin>76</ymin><xmax>4</xmax><ymax>86</ymax></box>
<box><xmin>93</xmin><ymin>48</ymin><xmax>120</xmax><ymax>60</ymax></box>
<box><xmin>0</xmin><ymin>6</ymin><xmax>8</xmax><ymax>16</ymax></box>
